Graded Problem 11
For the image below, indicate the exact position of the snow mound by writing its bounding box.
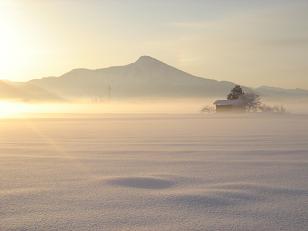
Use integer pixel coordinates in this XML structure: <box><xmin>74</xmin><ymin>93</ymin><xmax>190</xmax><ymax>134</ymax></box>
<box><xmin>106</xmin><ymin>177</ymin><xmax>175</xmax><ymax>189</ymax></box>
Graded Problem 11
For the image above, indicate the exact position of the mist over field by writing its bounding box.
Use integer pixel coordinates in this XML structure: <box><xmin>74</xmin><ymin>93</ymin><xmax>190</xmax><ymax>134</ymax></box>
<box><xmin>1</xmin><ymin>96</ymin><xmax>308</xmax><ymax>118</ymax></box>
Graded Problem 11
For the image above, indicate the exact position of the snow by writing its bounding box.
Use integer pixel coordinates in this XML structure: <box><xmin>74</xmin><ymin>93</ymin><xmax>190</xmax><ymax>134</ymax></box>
<box><xmin>0</xmin><ymin>114</ymin><xmax>308</xmax><ymax>231</ymax></box>
<box><xmin>214</xmin><ymin>99</ymin><xmax>244</xmax><ymax>106</ymax></box>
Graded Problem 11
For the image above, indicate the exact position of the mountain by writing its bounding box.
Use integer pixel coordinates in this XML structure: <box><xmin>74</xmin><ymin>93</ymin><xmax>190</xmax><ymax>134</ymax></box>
<box><xmin>28</xmin><ymin>56</ymin><xmax>236</xmax><ymax>99</ymax></box>
<box><xmin>1</xmin><ymin>56</ymin><xmax>308</xmax><ymax>101</ymax></box>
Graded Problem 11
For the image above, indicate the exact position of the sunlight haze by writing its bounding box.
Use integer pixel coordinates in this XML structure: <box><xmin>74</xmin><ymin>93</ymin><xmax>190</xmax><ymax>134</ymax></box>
<box><xmin>1</xmin><ymin>0</ymin><xmax>308</xmax><ymax>88</ymax></box>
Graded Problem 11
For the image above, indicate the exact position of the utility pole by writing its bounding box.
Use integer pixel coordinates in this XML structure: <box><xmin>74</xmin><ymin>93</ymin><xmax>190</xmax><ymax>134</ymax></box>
<box><xmin>108</xmin><ymin>84</ymin><xmax>111</xmax><ymax>100</ymax></box>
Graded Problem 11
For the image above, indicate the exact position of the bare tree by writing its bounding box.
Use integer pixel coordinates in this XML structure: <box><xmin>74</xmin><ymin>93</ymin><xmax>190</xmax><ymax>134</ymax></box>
<box><xmin>240</xmin><ymin>93</ymin><xmax>262</xmax><ymax>112</ymax></box>
<box><xmin>200</xmin><ymin>105</ymin><xmax>216</xmax><ymax>113</ymax></box>
<box><xmin>258</xmin><ymin>104</ymin><xmax>287</xmax><ymax>113</ymax></box>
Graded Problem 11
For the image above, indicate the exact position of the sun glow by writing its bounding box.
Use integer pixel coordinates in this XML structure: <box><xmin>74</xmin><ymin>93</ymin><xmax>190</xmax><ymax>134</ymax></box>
<box><xmin>0</xmin><ymin>101</ymin><xmax>29</xmax><ymax>118</ymax></box>
<box><xmin>0</xmin><ymin>1</ymin><xmax>44</xmax><ymax>81</ymax></box>
<box><xmin>0</xmin><ymin>102</ymin><xmax>78</xmax><ymax>118</ymax></box>
<box><xmin>0</xmin><ymin>4</ymin><xmax>13</xmax><ymax>60</ymax></box>
<box><xmin>0</xmin><ymin>1</ymin><xmax>23</xmax><ymax>79</ymax></box>
<box><xmin>0</xmin><ymin>101</ymin><xmax>64</xmax><ymax>118</ymax></box>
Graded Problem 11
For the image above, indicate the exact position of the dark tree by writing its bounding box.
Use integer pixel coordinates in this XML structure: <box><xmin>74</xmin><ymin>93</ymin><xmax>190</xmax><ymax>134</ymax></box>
<box><xmin>227</xmin><ymin>85</ymin><xmax>245</xmax><ymax>100</ymax></box>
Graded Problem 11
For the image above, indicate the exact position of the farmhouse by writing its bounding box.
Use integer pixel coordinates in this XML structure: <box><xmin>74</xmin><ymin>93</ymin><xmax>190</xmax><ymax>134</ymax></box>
<box><xmin>214</xmin><ymin>98</ymin><xmax>246</xmax><ymax>112</ymax></box>
<box><xmin>213</xmin><ymin>85</ymin><xmax>246</xmax><ymax>112</ymax></box>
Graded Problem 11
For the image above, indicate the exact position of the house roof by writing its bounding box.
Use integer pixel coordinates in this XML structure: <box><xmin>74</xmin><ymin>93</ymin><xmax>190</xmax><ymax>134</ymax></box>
<box><xmin>213</xmin><ymin>99</ymin><xmax>245</xmax><ymax>106</ymax></box>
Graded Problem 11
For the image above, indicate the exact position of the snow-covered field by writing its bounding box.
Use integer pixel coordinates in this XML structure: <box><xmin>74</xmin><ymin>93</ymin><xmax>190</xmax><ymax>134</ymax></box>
<box><xmin>1</xmin><ymin>114</ymin><xmax>308</xmax><ymax>231</ymax></box>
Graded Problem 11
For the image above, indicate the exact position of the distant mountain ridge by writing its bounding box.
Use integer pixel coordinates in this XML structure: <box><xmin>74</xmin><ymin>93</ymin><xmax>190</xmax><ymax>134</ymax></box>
<box><xmin>0</xmin><ymin>80</ymin><xmax>62</xmax><ymax>101</ymax></box>
<box><xmin>255</xmin><ymin>85</ymin><xmax>308</xmax><ymax>99</ymax></box>
<box><xmin>1</xmin><ymin>56</ymin><xmax>308</xmax><ymax>101</ymax></box>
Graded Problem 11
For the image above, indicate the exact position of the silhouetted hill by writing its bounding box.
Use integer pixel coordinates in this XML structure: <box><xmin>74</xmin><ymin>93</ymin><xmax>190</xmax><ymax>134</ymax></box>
<box><xmin>28</xmin><ymin>56</ymin><xmax>235</xmax><ymax>99</ymax></box>
<box><xmin>1</xmin><ymin>56</ymin><xmax>307</xmax><ymax>101</ymax></box>
<box><xmin>255</xmin><ymin>86</ymin><xmax>308</xmax><ymax>99</ymax></box>
<box><xmin>0</xmin><ymin>80</ymin><xmax>62</xmax><ymax>102</ymax></box>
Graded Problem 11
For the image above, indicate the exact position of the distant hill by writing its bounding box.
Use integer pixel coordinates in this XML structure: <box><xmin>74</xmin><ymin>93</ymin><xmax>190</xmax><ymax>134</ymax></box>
<box><xmin>0</xmin><ymin>80</ymin><xmax>62</xmax><ymax>102</ymax></box>
<box><xmin>1</xmin><ymin>56</ymin><xmax>308</xmax><ymax>101</ymax></box>
<box><xmin>255</xmin><ymin>86</ymin><xmax>308</xmax><ymax>99</ymax></box>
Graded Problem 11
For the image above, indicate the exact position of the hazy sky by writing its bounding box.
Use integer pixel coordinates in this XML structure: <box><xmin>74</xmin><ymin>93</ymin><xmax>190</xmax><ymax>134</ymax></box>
<box><xmin>1</xmin><ymin>0</ymin><xmax>308</xmax><ymax>88</ymax></box>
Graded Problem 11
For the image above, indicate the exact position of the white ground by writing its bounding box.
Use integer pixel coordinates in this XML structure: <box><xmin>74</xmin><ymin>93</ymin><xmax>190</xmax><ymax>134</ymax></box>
<box><xmin>0</xmin><ymin>114</ymin><xmax>308</xmax><ymax>231</ymax></box>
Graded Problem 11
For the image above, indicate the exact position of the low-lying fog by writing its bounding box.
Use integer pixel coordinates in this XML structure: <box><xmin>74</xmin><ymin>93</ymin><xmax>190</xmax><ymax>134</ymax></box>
<box><xmin>0</xmin><ymin>98</ymin><xmax>307</xmax><ymax>118</ymax></box>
